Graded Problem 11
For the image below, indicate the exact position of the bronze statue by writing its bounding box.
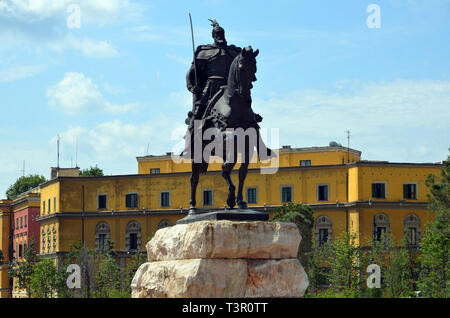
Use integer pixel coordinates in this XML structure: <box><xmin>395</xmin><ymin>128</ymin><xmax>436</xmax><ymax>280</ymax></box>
<box><xmin>185</xmin><ymin>19</ymin><xmax>242</xmax><ymax>126</ymax></box>
<box><xmin>183</xmin><ymin>20</ymin><xmax>273</xmax><ymax>216</ymax></box>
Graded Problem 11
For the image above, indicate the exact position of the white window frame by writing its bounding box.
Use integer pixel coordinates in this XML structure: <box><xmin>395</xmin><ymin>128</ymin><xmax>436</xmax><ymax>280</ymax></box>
<box><xmin>403</xmin><ymin>182</ymin><xmax>418</xmax><ymax>200</ymax></box>
<box><xmin>280</xmin><ymin>185</ymin><xmax>293</xmax><ymax>203</ymax></box>
<box><xmin>316</xmin><ymin>183</ymin><xmax>330</xmax><ymax>202</ymax></box>
<box><xmin>246</xmin><ymin>187</ymin><xmax>258</xmax><ymax>204</ymax></box>
<box><xmin>126</xmin><ymin>192</ymin><xmax>139</xmax><ymax>209</ymax></box>
<box><xmin>160</xmin><ymin>191</ymin><xmax>171</xmax><ymax>208</ymax></box>
<box><xmin>372</xmin><ymin>181</ymin><xmax>387</xmax><ymax>199</ymax></box>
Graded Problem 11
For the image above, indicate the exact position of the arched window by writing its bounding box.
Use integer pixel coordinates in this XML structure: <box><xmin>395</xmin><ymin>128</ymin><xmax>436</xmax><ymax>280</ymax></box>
<box><xmin>404</xmin><ymin>214</ymin><xmax>421</xmax><ymax>245</ymax></box>
<box><xmin>126</xmin><ymin>221</ymin><xmax>141</xmax><ymax>251</ymax></box>
<box><xmin>47</xmin><ymin>228</ymin><xmax>51</xmax><ymax>253</ymax></box>
<box><xmin>374</xmin><ymin>213</ymin><xmax>390</xmax><ymax>241</ymax></box>
<box><xmin>41</xmin><ymin>228</ymin><xmax>46</xmax><ymax>254</ymax></box>
<box><xmin>314</xmin><ymin>215</ymin><xmax>332</xmax><ymax>247</ymax></box>
<box><xmin>95</xmin><ymin>222</ymin><xmax>111</xmax><ymax>252</ymax></box>
<box><xmin>157</xmin><ymin>219</ymin><xmax>172</xmax><ymax>230</ymax></box>
<box><xmin>52</xmin><ymin>225</ymin><xmax>57</xmax><ymax>252</ymax></box>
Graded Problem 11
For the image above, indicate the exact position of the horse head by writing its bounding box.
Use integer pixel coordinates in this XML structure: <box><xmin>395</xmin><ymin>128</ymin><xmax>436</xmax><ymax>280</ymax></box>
<box><xmin>227</xmin><ymin>46</ymin><xmax>259</xmax><ymax>99</ymax></box>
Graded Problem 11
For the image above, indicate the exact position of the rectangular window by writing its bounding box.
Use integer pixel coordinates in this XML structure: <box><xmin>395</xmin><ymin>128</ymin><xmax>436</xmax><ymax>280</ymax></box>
<box><xmin>203</xmin><ymin>190</ymin><xmax>213</xmax><ymax>206</ymax></box>
<box><xmin>129</xmin><ymin>233</ymin><xmax>138</xmax><ymax>250</ymax></box>
<box><xmin>98</xmin><ymin>194</ymin><xmax>107</xmax><ymax>209</ymax></box>
<box><xmin>300</xmin><ymin>160</ymin><xmax>311</xmax><ymax>167</ymax></box>
<box><xmin>376</xmin><ymin>227</ymin><xmax>386</xmax><ymax>241</ymax></box>
<box><xmin>16</xmin><ymin>218</ymin><xmax>19</xmax><ymax>229</ymax></box>
<box><xmin>20</xmin><ymin>216</ymin><xmax>23</xmax><ymax>229</ymax></box>
<box><xmin>403</xmin><ymin>184</ymin><xmax>417</xmax><ymax>200</ymax></box>
<box><xmin>48</xmin><ymin>198</ymin><xmax>50</xmax><ymax>213</ymax></box>
<box><xmin>319</xmin><ymin>229</ymin><xmax>329</xmax><ymax>246</ymax></box>
<box><xmin>24</xmin><ymin>215</ymin><xmax>27</xmax><ymax>227</ymax></box>
<box><xmin>247</xmin><ymin>187</ymin><xmax>257</xmax><ymax>204</ymax></box>
<box><xmin>54</xmin><ymin>196</ymin><xmax>57</xmax><ymax>211</ymax></box>
<box><xmin>317</xmin><ymin>184</ymin><xmax>329</xmax><ymax>201</ymax></box>
<box><xmin>281</xmin><ymin>186</ymin><xmax>293</xmax><ymax>203</ymax></box>
<box><xmin>18</xmin><ymin>244</ymin><xmax>23</xmax><ymax>258</ymax></box>
<box><xmin>99</xmin><ymin>234</ymin><xmax>107</xmax><ymax>251</ymax></box>
<box><xmin>42</xmin><ymin>201</ymin><xmax>45</xmax><ymax>215</ymax></box>
<box><xmin>126</xmin><ymin>193</ymin><xmax>139</xmax><ymax>208</ymax></box>
<box><xmin>150</xmin><ymin>168</ymin><xmax>160</xmax><ymax>175</ymax></box>
<box><xmin>161</xmin><ymin>191</ymin><xmax>170</xmax><ymax>207</ymax></box>
<box><xmin>408</xmin><ymin>228</ymin><xmax>417</xmax><ymax>245</ymax></box>
<box><xmin>372</xmin><ymin>183</ymin><xmax>386</xmax><ymax>199</ymax></box>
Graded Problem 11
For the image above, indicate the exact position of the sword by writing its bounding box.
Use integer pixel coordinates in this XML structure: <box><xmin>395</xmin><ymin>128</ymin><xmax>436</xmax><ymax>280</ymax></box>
<box><xmin>189</xmin><ymin>13</ymin><xmax>198</xmax><ymax>88</ymax></box>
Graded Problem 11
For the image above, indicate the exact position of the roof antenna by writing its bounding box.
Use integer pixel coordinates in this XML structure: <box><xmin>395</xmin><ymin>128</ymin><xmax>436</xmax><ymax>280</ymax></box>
<box><xmin>57</xmin><ymin>135</ymin><xmax>60</xmax><ymax>168</ymax></box>
<box><xmin>345</xmin><ymin>130</ymin><xmax>350</xmax><ymax>163</ymax></box>
<box><xmin>75</xmin><ymin>137</ymin><xmax>78</xmax><ymax>168</ymax></box>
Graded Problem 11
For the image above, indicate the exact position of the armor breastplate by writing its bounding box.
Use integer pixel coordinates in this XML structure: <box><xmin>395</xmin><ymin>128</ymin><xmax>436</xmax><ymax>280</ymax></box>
<box><xmin>205</xmin><ymin>50</ymin><xmax>234</xmax><ymax>79</ymax></box>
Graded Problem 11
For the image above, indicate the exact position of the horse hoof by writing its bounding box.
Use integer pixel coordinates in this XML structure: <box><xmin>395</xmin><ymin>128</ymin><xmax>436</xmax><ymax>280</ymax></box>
<box><xmin>188</xmin><ymin>207</ymin><xmax>198</xmax><ymax>216</ymax></box>
<box><xmin>238</xmin><ymin>201</ymin><xmax>248</xmax><ymax>210</ymax></box>
<box><xmin>227</xmin><ymin>198</ymin><xmax>236</xmax><ymax>209</ymax></box>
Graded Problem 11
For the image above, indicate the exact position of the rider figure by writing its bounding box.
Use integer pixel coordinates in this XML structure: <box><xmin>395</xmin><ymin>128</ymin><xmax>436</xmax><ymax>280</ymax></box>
<box><xmin>186</xmin><ymin>19</ymin><xmax>242</xmax><ymax>127</ymax></box>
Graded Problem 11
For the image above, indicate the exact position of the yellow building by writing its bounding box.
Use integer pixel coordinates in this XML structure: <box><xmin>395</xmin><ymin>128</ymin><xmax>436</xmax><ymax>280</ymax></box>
<box><xmin>0</xmin><ymin>145</ymin><xmax>443</xmax><ymax>298</ymax></box>
<box><xmin>37</xmin><ymin>145</ymin><xmax>442</xmax><ymax>261</ymax></box>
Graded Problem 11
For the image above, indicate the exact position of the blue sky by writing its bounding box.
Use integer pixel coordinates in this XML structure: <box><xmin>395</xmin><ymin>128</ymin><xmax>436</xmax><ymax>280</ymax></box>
<box><xmin>0</xmin><ymin>0</ymin><xmax>449</xmax><ymax>197</ymax></box>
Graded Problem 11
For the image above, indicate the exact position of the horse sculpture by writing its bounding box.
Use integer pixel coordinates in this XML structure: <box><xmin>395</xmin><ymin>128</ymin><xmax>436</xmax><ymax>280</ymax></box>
<box><xmin>185</xmin><ymin>46</ymin><xmax>273</xmax><ymax>215</ymax></box>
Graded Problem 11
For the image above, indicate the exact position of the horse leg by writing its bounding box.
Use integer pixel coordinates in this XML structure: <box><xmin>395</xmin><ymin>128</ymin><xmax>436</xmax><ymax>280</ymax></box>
<box><xmin>237</xmin><ymin>162</ymin><xmax>249</xmax><ymax>209</ymax></box>
<box><xmin>189</xmin><ymin>163</ymin><xmax>202</xmax><ymax>215</ymax></box>
<box><xmin>222</xmin><ymin>161</ymin><xmax>236</xmax><ymax>209</ymax></box>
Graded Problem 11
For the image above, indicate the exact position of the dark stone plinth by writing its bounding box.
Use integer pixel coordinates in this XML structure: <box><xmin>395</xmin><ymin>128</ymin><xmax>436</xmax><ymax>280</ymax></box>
<box><xmin>176</xmin><ymin>209</ymin><xmax>269</xmax><ymax>225</ymax></box>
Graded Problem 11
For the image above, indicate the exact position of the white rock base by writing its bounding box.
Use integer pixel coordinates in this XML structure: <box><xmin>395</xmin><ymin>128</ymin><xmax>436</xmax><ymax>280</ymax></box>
<box><xmin>131</xmin><ymin>220</ymin><xmax>309</xmax><ymax>298</ymax></box>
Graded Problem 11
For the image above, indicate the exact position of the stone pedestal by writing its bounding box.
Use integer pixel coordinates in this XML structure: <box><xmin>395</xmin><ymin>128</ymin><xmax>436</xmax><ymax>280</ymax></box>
<box><xmin>131</xmin><ymin>220</ymin><xmax>309</xmax><ymax>298</ymax></box>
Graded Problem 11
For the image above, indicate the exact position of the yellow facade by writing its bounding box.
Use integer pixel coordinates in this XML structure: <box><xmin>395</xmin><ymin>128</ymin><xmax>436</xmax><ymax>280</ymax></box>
<box><xmin>35</xmin><ymin>146</ymin><xmax>442</xmax><ymax>261</ymax></box>
<box><xmin>0</xmin><ymin>145</ymin><xmax>443</xmax><ymax>298</ymax></box>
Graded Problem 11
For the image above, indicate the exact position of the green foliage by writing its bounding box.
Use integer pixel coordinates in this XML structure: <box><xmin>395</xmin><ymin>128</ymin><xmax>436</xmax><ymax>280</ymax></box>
<box><xmin>417</xmin><ymin>157</ymin><xmax>450</xmax><ymax>297</ymax></box>
<box><xmin>79</xmin><ymin>165</ymin><xmax>104</xmax><ymax>177</ymax></box>
<box><xmin>94</xmin><ymin>254</ymin><xmax>122</xmax><ymax>298</ymax></box>
<box><xmin>271</xmin><ymin>203</ymin><xmax>314</xmax><ymax>267</ymax></box>
<box><xmin>365</xmin><ymin>232</ymin><xmax>416</xmax><ymax>298</ymax></box>
<box><xmin>328</xmin><ymin>232</ymin><xmax>362</xmax><ymax>298</ymax></box>
<box><xmin>30</xmin><ymin>258</ymin><xmax>58</xmax><ymax>298</ymax></box>
<box><xmin>124</xmin><ymin>251</ymin><xmax>147</xmax><ymax>293</ymax></box>
<box><xmin>8</xmin><ymin>237</ymin><xmax>38</xmax><ymax>297</ymax></box>
<box><xmin>6</xmin><ymin>174</ymin><xmax>46</xmax><ymax>200</ymax></box>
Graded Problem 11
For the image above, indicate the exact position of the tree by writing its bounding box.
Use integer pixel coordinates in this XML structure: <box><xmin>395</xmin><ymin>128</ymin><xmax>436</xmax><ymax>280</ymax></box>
<box><xmin>6</xmin><ymin>174</ymin><xmax>46</xmax><ymax>200</ymax></box>
<box><xmin>418</xmin><ymin>157</ymin><xmax>449</xmax><ymax>297</ymax></box>
<box><xmin>8</xmin><ymin>237</ymin><xmax>38</xmax><ymax>297</ymax></box>
<box><xmin>30</xmin><ymin>258</ymin><xmax>58</xmax><ymax>298</ymax></box>
<box><xmin>124</xmin><ymin>251</ymin><xmax>147</xmax><ymax>296</ymax></box>
<box><xmin>67</xmin><ymin>241</ymin><xmax>96</xmax><ymax>298</ymax></box>
<box><xmin>328</xmin><ymin>232</ymin><xmax>362</xmax><ymax>298</ymax></box>
<box><xmin>94</xmin><ymin>253</ymin><xmax>124</xmax><ymax>298</ymax></box>
<box><xmin>365</xmin><ymin>232</ymin><xmax>415</xmax><ymax>298</ymax></box>
<box><xmin>79</xmin><ymin>165</ymin><xmax>104</xmax><ymax>177</ymax></box>
<box><xmin>271</xmin><ymin>203</ymin><xmax>315</xmax><ymax>268</ymax></box>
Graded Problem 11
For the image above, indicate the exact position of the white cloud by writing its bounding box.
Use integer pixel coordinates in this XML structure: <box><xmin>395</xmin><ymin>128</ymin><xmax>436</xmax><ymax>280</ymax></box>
<box><xmin>0</xmin><ymin>64</ymin><xmax>46</xmax><ymax>82</ymax></box>
<box><xmin>54</xmin><ymin>118</ymin><xmax>186</xmax><ymax>166</ymax></box>
<box><xmin>253</xmin><ymin>79</ymin><xmax>450</xmax><ymax>162</ymax></box>
<box><xmin>0</xmin><ymin>0</ymin><xmax>143</xmax><ymax>25</ymax></box>
<box><xmin>47</xmin><ymin>72</ymin><xmax>137</xmax><ymax>114</ymax></box>
<box><xmin>65</xmin><ymin>36</ymin><xmax>119</xmax><ymax>58</ymax></box>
